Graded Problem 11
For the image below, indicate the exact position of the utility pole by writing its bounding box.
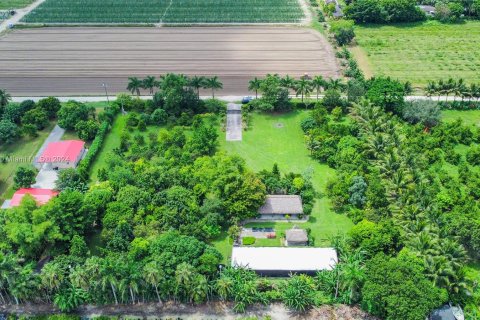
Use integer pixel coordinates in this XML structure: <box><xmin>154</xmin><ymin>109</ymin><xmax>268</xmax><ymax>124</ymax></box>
<box><xmin>102</xmin><ymin>83</ymin><xmax>110</xmax><ymax>105</ymax></box>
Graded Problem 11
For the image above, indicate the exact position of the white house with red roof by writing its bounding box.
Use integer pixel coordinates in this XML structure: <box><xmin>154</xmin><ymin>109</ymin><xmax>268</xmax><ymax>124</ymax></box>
<box><xmin>1</xmin><ymin>188</ymin><xmax>59</xmax><ymax>209</ymax></box>
<box><xmin>37</xmin><ymin>140</ymin><xmax>86</xmax><ymax>169</ymax></box>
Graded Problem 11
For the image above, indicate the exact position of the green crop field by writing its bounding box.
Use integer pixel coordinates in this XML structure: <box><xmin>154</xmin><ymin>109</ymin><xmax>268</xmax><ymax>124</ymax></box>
<box><xmin>352</xmin><ymin>21</ymin><xmax>480</xmax><ymax>87</ymax></box>
<box><xmin>0</xmin><ymin>0</ymin><xmax>35</xmax><ymax>10</ymax></box>
<box><xmin>22</xmin><ymin>0</ymin><xmax>304</xmax><ymax>23</ymax></box>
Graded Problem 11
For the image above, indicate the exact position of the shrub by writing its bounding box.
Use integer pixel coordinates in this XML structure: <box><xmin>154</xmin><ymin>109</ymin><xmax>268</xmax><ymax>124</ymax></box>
<box><xmin>21</xmin><ymin>108</ymin><xmax>49</xmax><ymax>130</ymax></box>
<box><xmin>57</xmin><ymin>101</ymin><xmax>94</xmax><ymax>130</ymax></box>
<box><xmin>242</xmin><ymin>236</ymin><xmax>256</xmax><ymax>245</ymax></box>
<box><xmin>330</xmin><ymin>20</ymin><xmax>355</xmax><ymax>46</ymax></box>
<box><xmin>77</xmin><ymin>121</ymin><xmax>110</xmax><ymax>178</ymax></box>
<box><xmin>466</xmin><ymin>146</ymin><xmax>480</xmax><ymax>166</ymax></box>
<box><xmin>204</xmin><ymin>98</ymin><xmax>227</xmax><ymax>114</ymax></box>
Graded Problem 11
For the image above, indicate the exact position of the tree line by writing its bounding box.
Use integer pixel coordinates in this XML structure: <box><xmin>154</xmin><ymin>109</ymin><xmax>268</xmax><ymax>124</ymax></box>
<box><xmin>127</xmin><ymin>75</ymin><xmax>223</xmax><ymax>98</ymax></box>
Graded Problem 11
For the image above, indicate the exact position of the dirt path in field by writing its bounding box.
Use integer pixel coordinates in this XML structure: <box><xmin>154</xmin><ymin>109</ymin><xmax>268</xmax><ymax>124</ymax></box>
<box><xmin>0</xmin><ymin>0</ymin><xmax>45</xmax><ymax>34</ymax></box>
<box><xmin>0</xmin><ymin>302</ymin><xmax>378</xmax><ymax>320</ymax></box>
<box><xmin>0</xmin><ymin>26</ymin><xmax>340</xmax><ymax>96</ymax></box>
<box><xmin>298</xmin><ymin>0</ymin><xmax>313</xmax><ymax>25</ymax></box>
<box><xmin>349</xmin><ymin>45</ymin><xmax>374</xmax><ymax>79</ymax></box>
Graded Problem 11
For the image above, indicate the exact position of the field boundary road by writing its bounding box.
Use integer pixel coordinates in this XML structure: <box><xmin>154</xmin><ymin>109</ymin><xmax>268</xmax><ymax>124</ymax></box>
<box><xmin>0</xmin><ymin>0</ymin><xmax>45</xmax><ymax>33</ymax></box>
<box><xmin>0</xmin><ymin>26</ymin><xmax>339</xmax><ymax>96</ymax></box>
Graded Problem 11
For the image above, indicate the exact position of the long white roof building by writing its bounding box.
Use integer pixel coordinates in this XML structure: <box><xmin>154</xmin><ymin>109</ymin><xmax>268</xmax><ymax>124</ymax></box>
<box><xmin>231</xmin><ymin>247</ymin><xmax>338</xmax><ymax>276</ymax></box>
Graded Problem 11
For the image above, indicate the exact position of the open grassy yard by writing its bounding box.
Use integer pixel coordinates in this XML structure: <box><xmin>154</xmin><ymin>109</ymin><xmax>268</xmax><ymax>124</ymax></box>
<box><xmin>352</xmin><ymin>21</ymin><xmax>480</xmax><ymax>87</ymax></box>
<box><xmin>213</xmin><ymin>110</ymin><xmax>353</xmax><ymax>262</ymax></box>
<box><xmin>23</xmin><ymin>0</ymin><xmax>303</xmax><ymax>23</ymax></box>
<box><xmin>0</xmin><ymin>123</ymin><xmax>54</xmax><ymax>202</ymax></box>
<box><xmin>0</xmin><ymin>0</ymin><xmax>34</xmax><ymax>9</ymax></box>
<box><xmin>442</xmin><ymin>110</ymin><xmax>480</xmax><ymax>127</ymax></box>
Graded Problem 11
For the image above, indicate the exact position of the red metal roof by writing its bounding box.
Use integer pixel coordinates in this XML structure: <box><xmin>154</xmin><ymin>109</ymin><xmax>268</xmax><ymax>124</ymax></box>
<box><xmin>10</xmin><ymin>188</ymin><xmax>59</xmax><ymax>207</ymax></box>
<box><xmin>38</xmin><ymin>140</ymin><xmax>85</xmax><ymax>163</ymax></box>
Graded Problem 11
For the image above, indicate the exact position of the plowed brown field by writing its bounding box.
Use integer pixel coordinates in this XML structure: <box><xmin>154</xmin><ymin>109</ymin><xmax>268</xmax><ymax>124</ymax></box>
<box><xmin>0</xmin><ymin>27</ymin><xmax>339</xmax><ymax>96</ymax></box>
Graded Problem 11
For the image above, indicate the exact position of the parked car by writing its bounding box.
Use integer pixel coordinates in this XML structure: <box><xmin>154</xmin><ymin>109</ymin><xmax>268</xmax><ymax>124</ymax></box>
<box><xmin>241</xmin><ymin>96</ymin><xmax>253</xmax><ymax>104</ymax></box>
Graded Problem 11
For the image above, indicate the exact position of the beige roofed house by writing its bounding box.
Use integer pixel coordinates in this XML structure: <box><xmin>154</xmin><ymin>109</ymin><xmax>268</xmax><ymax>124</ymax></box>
<box><xmin>286</xmin><ymin>226</ymin><xmax>308</xmax><ymax>246</ymax></box>
<box><xmin>258</xmin><ymin>195</ymin><xmax>303</xmax><ymax>220</ymax></box>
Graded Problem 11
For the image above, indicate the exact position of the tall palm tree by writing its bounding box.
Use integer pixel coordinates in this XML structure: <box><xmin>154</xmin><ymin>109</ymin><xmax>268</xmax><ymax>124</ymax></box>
<box><xmin>143</xmin><ymin>261</ymin><xmax>164</xmax><ymax>303</ymax></box>
<box><xmin>205</xmin><ymin>76</ymin><xmax>223</xmax><ymax>99</ymax></box>
<box><xmin>326</xmin><ymin>78</ymin><xmax>345</xmax><ymax>92</ymax></box>
<box><xmin>142</xmin><ymin>76</ymin><xmax>158</xmax><ymax>95</ymax></box>
<box><xmin>312</xmin><ymin>75</ymin><xmax>326</xmax><ymax>101</ymax></box>
<box><xmin>248</xmin><ymin>77</ymin><xmax>262</xmax><ymax>99</ymax></box>
<box><xmin>295</xmin><ymin>78</ymin><xmax>313</xmax><ymax>102</ymax></box>
<box><xmin>127</xmin><ymin>77</ymin><xmax>142</xmax><ymax>96</ymax></box>
<box><xmin>280</xmin><ymin>75</ymin><xmax>296</xmax><ymax>90</ymax></box>
<box><xmin>189</xmin><ymin>75</ymin><xmax>206</xmax><ymax>98</ymax></box>
<box><xmin>0</xmin><ymin>89</ymin><xmax>11</xmax><ymax>108</ymax></box>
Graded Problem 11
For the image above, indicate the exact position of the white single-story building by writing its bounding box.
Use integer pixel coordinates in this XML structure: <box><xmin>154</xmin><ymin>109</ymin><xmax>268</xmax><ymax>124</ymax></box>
<box><xmin>285</xmin><ymin>226</ymin><xmax>309</xmax><ymax>246</ymax></box>
<box><xmin>231</xmin><ymin>247</ymin><xmax>338</xmax><ymax>276</ymax></box>
<box><xmin>257</xmin><ymin>195</ymin><xmax>304</xmax><ymax>220</ymax></box>
<box><xmin>37</xmin><ymin>140</ymin><xmax>86</xmax><ymax>169</ymax></box>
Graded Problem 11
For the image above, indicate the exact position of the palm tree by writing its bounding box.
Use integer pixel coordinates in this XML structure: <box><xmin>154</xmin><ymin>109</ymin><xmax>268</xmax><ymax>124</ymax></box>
<box><xmin>280</xmin><ymin>75</ymin><xmax>296</xmax><ymax>90</ymax></box>
<box><xmin>312</xmin><ymin>75</ymin><xmax>326</xmax><ymax>101</ymax></box>
<box><xmin>326</xmin><ymin>78</ymin><xmax>345</xmax><ymax>92</ymax></box>
<box><xmin>191</xmin><ymin>274</ymin><xmax>208</xmax><ymax>304</ymax></box>
<box><xmin>295</xmin><ymin>78</ymin><xmax>313</xmax><ymax>102</ymax></box>
<box><xmin>40</xmin><ymin>263</ymin><xmax>64</xmax><ymax>301</ymax></box>
<box><xmin>205</xmin><ymin>76</ymin><xmax>223</xmax><ymax>99</ymax></box>
<box><xmin>127</xmin><ymin>77</ymin><xmax>142</xmax><ymax>96</ymax></box>
<box><xmin>175</xmin><ymin>262</ymin><xmax>195</xmax><ymax>302</ymax></box>
<box><xmin>0</xmin><ymin>89</ymin><xmax>11</xmax><ymax>108</ymax></box>
<box><xmin>143</xmin><ymin>261</ymin><xmax>164</xmax><ymax>303</ymax></box>
<box><xmin>248</xmin><ymin>77</ymin><xmax>262</xmax><ymax>99</ymax></box>
<box><xmin>425</xmin><ymin>81</ymin><xmax>437</xmax><ymax>100</ymax></box>
<box><xmin>189</xmin><ymin>75</ymin><xmax>206</xmax><ymax>98</ymax></box>
<box><xmin>142</xmin><ymin>76</ymin><xmax>158</xmax><ymax>95</ymax></box>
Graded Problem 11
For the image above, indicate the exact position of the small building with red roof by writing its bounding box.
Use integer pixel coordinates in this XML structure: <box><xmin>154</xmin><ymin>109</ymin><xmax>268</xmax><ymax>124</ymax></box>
<box><xmin>37</xmin><ymin>140</ymin><xmax>86</xmax><ymax>169</ymax></box>
<box><xmin>1</xmin><ymin>188</ymin><xmax>59</xmax><ymax>209</ymax></box>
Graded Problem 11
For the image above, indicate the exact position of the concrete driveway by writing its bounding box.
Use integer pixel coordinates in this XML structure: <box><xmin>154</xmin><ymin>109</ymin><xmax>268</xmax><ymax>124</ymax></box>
<box><xmin>32</xmin><ymin>164</ymin><xmax>58</xmax><ymax>189</ymax></box>
<box><xmin>226</xmin><ymin>103</ymin><xmax>242</xmax><ymax>141</ymax></box>
<box><xmin>33</xmin><ymin>125</ymin><xmax>65</xmax><ymax>169</ymax></box>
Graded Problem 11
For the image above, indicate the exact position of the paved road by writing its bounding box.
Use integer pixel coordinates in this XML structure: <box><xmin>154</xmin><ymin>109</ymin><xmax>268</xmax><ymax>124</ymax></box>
<box><xmin>0</xmin><ymin>26</ymin><xmax>339</xmax><ymax>96</ymax></box>
<box><xmin>0</xmin><ymin>0</ymin><xmax>46</xmax><ymax>34</ymax></box>
<box><xmin>226</xmin><ymin>103</ymin><xmax>242</xmax><ymax>141</ymax></box>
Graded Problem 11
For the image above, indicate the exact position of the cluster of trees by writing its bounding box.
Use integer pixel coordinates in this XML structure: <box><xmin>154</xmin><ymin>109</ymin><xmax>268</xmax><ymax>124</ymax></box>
<box><xmin>0</xmin><ymin>91</ymin><xmax>61</xmax><ymax>145</ymax></box>
<box><xmin>344</xmin><ymin>0</ymin><xmax>426</xmax><ymax>23</ymax></box>
<box><xmin>426</xmin><ymin>78</ymin><xmax>480</xmax><ymax>102</ymax></box>
<box><xmin>246</xmin><ymin>74</ymin><xmax>351</xmax><ymax>112</ymax></box>
<box><xmin>127</xmin><ymin>74</ymin><xmax>223</xmax><ymax>98</ymax></box>
<box><xmin>301</xmin><ymin>80</ymin><xmax>480</xmax><ymax>317</ymax></box>
<box><xmin>57</xmin><ymin>101</ymin><xmax>98</xmax><ymax>140</ymax></box>
<box><xmin>125</xmin><ymin>74</ymin><xmax>226</xmax><ymax>126</ymax></box>
<box><xmin>427</xmin><ymin>0</ymin><xmax>480</xmax><ymax>21</ymax></box>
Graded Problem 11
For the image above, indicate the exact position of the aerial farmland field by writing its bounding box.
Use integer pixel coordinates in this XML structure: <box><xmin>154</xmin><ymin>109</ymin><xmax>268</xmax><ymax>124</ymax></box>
<box><xmin>22</xmin><ymin>0</ymin><xmax>305</xmax><ymax>23</ymax></box>
<box><xmin>0</xmin><ymin>27</ymin><xmax>339</xmax><ymax>96</ymax></box>
<box><xmin>352</xmin><ymin>21</ymin><xmax>480</xmax><ymax>87</ymax></box>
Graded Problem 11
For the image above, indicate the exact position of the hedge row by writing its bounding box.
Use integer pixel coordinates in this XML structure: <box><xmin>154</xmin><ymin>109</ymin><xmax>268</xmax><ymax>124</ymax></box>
<box><xmin>77</xmin><ymin>121</ymin><xmax>109</xmax><ymax>178</ymax></box>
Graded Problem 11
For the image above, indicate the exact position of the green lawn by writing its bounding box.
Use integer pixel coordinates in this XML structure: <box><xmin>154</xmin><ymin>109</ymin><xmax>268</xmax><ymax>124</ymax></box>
<box><xmin>0</xmin><ymin>0</ymin><xmax>34</xmax><ymax>9</ymax></box>
<box><xmin>442</xmin><ymin>110</ymin><xmax>480</xmax><ymax>127</ymax></box>
<box><xmin>0</xmin><ymin>123</ymin><xmax>55</xmax><ymax>202</ymax></box>
<box><xmin>212</xmin><ymin>110</ymin><xmax>353</xmax><ymax>263</ymax></box>
<box><xmin>352</xmin><ymin>21</ymin><xmax>480</xmax><ymax>87</ymax></box>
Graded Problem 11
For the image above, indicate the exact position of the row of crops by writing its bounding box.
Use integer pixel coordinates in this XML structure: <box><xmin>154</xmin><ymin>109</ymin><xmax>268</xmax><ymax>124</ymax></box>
<box><xmin>22</xmin><ymin>0</ymin><xmax>304</xmax><ymax>23</ymax></box>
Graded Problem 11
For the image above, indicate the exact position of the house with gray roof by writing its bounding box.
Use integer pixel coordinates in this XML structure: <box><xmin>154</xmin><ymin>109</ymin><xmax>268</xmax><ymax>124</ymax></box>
<box><xmin>285</xmin><ymin>226</ymin><xmax>308</xmax><ymax>246</ymax></box>
<box><xmin>257</xmin><ymin>195</ymin><xmax>304</xmax><ymax>220</ymax></box>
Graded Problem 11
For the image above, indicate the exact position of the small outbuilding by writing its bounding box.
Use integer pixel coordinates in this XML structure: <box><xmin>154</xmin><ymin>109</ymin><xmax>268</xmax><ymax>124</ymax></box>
<box><xmin>37</xmin><ymin>140</ymin><xmax>86</xmax><ymax>169</ymax></box>
<box><xmin>1</xmin><ymin>188</ymin><xmax>59</xmax><ymax>209</ymax></box>
<box><xmin>285</xmin><ymin>226</ymin><xmax>308</xmax><ymax>246</ymax></box>
<box><xmin>418</xmin><ymin>5</ymin><xmax>436</xmax><ymax>16</ymax></box>
<box><xmin>231</xmin><ymin>247</ymin><xmax>337</xmax><ymax>276</ymax></box>
<box><xmin>257</xmin><ymin>195</ymin><xmax>303</xmax><ymax>220</ymax></box>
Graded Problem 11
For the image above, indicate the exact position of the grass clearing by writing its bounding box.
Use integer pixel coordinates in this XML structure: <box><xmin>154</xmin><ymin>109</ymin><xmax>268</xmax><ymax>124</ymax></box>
<box><xmin>0</xmin><ymin>123</ymin><xmax>55</xmax><ymax>202</ymax></box>
<box><xmin>23</xmin><ymin>0</ymin><xmax>304</xmax><ymax>23</ymax></box>
<box><xmin>213</xmin><ymin>110</ymin><xmax>353</xmax><ymax>262</ymax></box>
<box><xmin>352</xmin><ymin>21</ymin><xmax>480</xmax><ymax>87</ymax></box>
<box><xmin>0</xmin><ymin>0</ymin><xmax>34</xmax><ymax>9</ymax></box>
<box><xmin>442</xmin><ymin>110</ymin><xmax>480</xmax><ymax>128</ymax></box>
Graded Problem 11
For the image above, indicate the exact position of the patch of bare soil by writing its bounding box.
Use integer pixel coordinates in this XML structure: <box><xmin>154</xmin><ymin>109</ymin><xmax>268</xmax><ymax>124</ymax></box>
<box><xmin>0</xmin><ymin>302</ymin><xmax>377</xmax><ymax>320</ymax></box>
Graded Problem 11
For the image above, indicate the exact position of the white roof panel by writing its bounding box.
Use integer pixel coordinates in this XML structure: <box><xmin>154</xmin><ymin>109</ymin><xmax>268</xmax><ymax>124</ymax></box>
<box><xmin>231</xmin><ymin>247</ymin><xmax>337</xmax><ymax>271</ymax></box>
